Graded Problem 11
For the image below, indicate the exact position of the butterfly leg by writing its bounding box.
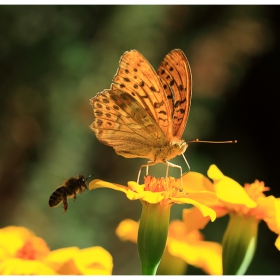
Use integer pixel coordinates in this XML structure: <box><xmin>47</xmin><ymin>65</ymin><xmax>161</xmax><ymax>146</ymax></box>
<box><xmin>181</xmin><ymin>153</ymin><xmax>190</xmax><ymax>173</ymax></box>
<box><xmin>137</xmin><ymin>161</ymin><xmax>156</xmax><ymax>184</ymax></box>
<box><xmin>164</xmin><ymin>161</ymin><xmax>183</xmax><ymax>187</ymax></box>
<box><xmin>179</xmin><ymin>154</ymin><xmax>191</xmax><ymax>197</ymax></box>
<box><xmin>165</xmin><ymin>163</ymin><xmax>169</xmax><ymax>178</ymax></box>
<box><xmin>163</xmin><ymin>161</ymin><xmax>188</xmax><ymax>196</ymax></box>
<box><xmin>145</xmin><ymin>160</ymin><xmax>158</xmax><ymax>176</ymax></box>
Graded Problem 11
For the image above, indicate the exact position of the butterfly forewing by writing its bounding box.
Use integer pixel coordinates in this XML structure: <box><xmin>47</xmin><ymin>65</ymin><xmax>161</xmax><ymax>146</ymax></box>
<box><xmin>157</xmin><ymin>49</ymin><xmax>192</xmax><ymax>139</ymax></box>
<box><xmin>90</xmin><ymin>89</ymin><xmax>166</xmax><ymax>159</ymax></box>
<box><xmin>111</xmin><ymin>50</ymin><xmax>173</xmax><ymax>140</ymax></box>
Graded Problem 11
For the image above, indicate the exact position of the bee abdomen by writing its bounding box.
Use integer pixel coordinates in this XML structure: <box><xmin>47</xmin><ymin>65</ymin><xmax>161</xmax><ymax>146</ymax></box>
<box><xmin>49</xmin><ymin>186</ymin><xmax>70</xmax><ymax>207</ymax></box>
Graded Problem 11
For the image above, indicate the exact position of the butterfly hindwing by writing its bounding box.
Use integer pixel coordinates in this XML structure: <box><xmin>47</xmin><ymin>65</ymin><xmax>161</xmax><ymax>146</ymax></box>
<box><xmin>90</xmin><ymin>89</ymin><xmax>166</xmax><ymax>158</ymax></box>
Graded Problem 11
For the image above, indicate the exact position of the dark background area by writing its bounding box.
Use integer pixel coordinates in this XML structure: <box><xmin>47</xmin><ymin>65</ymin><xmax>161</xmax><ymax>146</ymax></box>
<box><xmin>0</xmin><ymin>5</ymin><xmax>279</xmax><ymax>274</ymax></box>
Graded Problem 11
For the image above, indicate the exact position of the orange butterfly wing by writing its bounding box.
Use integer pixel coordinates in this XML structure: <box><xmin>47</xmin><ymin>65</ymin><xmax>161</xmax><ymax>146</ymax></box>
<box><xmin>157</xmin><ymin>49</ymin><xmax>192</xmax><ymax>139</ymax></box>
<box><xmin>111</xmin><ymin>50</ymin><xmax>173</xmax><ymax>141</ymax></box>
<box><xmin>90</xmin><ymin>89</ymin><xmax>166</xmax><ymax>159</ymax></box>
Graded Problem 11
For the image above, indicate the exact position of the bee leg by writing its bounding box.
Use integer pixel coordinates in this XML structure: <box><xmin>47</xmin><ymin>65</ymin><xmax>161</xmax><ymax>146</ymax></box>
<box><xmin>78</xmin><ymin>185</ymin><xmax>83</xmax><ymax>194</ymax></box>
<box><xmin>62</xmin><ymin>195</ymin><xmax>68</xmax><ymax>214</ymax></box>
<box><xmin>73</xmin><ymin>192</ymin><xmax>77</xmax><ymax>202</ymax></box>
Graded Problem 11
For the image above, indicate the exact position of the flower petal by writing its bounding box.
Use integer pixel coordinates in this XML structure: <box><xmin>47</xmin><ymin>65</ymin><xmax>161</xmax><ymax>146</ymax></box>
<box><xmin>0</xmin><ymin>226</ymin><xmax>35</xmax><ymax>258</ymax></box>
<box><xmin>89</xmin><ymin>179</ymin><xmax>128</xmax><ymax>193</ymax></box>
<box><xmin>168</xmin><ymin>239</ymin><xmax>222</xmax><ymax>275</ymax></box>
<box><xmin>74</xmin><ymin>247</ymin><xmax>113</xmax><ymax>275</ymax></box>
<box><xmin>126</xmin><ymin>189</ymin><xmax>164</xmax><ymax>203</ymax></box>
<box><xmin>208</xmin><ymin>165</ymin><xmax>256</xmax><ymax>208</ymax></box>
<box><xmin>172</xmin><ymin>197</ymin><xmax>216</xmax><ymax>222</ymax></box>
<box><xmin>182</xmin><ymin>208</ymin><xmax>211</xmax><ymax>233</ymax></box>
<box><xmin>275</xmin><ymin>235</ymin><xmax>280</xmax><ymax>251</ymax></box>
<box><xmin>207</xmin><ymin>164</ymin><xmax>225</xmax><ymax>181</ymax></box>
<box><xmin>115</xmin><ymin>219</ymin><xmax>138</xmax><ymax>243</ymax></box>
<box><xmin>186</xmin><ymin>191</ymin><xmax>217</xmax><ymax>205</ymax></box>
<box><xmin>175</xmin><ymin>172</ymin><xmax>215</xmax><ymax>192</ymax></box>
<box><xmin>46</xmin><ymin>246</ymin><xmax>113</xmax><ymax>275</ymax></box>
<box><xmin>0</xmin><ymin>258</ymin><xmax>57</xmax><ymax>275</ymax></box>
<box><xmin>262</xmin><ymin>197</ymin><xmax>280</xmax><ymax>235</ymax></box>
<box><xmin>44</xmin><ymin>247</ymin><xmax>80</xmax><ymax>273</ymax></box>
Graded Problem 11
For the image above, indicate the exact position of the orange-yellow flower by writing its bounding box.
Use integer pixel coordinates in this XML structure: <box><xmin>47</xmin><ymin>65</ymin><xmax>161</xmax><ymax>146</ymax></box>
<box><xmin>116</xmin><ymin>218</ymin><xmax>222</xmax><ymax>275</ymax></box>
<box><xmin>89</xmin><ymin>174</ymin><xmax>217</xmax><ymax>221</ymax></box>
<box><xmin>90</xmin><ymin>174</ymin><xmax>217</xmax><ymax>275</ymax></box>
<box><xmin>0</xmin><ymin>226</ymin><xmax>56</xmax><ymax>275</ymax></box>
<box><xmin>0</xmin><ymin>226</ymin><xmax>113</xmax><ymax>275</ymax></box>
<box><xmin>184</xmin><ymin>165</ymin><xmax>280</xmax><ymax>246</ymax></box>
<box><xmin>183</xmin><ymin>164</ymin><xmax>280</xmax><ymax>275</ymax></box>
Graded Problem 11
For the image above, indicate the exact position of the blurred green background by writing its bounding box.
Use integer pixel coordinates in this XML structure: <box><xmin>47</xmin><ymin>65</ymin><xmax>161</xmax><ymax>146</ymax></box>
<box><xmin>0</xmin><ymin>5</ymin><xmax>279</xmax><ymax>275</ymax></box>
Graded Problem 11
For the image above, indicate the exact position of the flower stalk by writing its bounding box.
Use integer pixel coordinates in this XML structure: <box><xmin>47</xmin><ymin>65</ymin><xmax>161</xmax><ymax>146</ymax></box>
<box><xmin>138</xmin><ymin>202</ymin><xmax>171</xmax><ymax>275</ymax></box>
<box><xmin>222</xmin><ymin>213</ymin><xmax>258</xmax><ymax>275</ymax></box>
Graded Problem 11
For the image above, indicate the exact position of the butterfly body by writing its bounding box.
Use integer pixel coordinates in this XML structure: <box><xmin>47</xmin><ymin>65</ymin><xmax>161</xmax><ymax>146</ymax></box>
<box><xmin>90</xmin><ymin>49</ymin><xmax>192</xmax><ymax>180</ymax></box>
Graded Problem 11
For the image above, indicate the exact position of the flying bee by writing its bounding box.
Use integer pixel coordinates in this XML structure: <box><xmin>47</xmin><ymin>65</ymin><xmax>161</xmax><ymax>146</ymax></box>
<box><xmin>49</xmin><ymin>174</ymin><xmax>92</xmax><ymax>214</ymax></box>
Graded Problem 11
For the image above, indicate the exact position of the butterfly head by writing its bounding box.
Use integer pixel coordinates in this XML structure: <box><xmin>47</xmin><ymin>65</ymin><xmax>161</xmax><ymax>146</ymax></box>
<box><xmin>164</xmin><ymin>139</ymin><xmax>188</xmax><ymax>161</ymax></box>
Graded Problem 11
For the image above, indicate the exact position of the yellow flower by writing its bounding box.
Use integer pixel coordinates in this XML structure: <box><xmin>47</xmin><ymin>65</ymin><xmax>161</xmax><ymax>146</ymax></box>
<box><xmin>90</xmin><ymin>174</ymin><xmax>217</xmax><ymax>275</ymax></box>
<box><xmin>89</xmin><ymin>174</ymin><xmax>217</xmax><ymax>221</ymax></box>
<box><xmin>0</xmin><ymin>226</ymin><xmax>55</xmax><ymax>275</ymax></box>
<box><xmin>211</xmin><ymin>165</ymin><xmax>279</xmax><ymax>242</ymax></box>
<box><xmin>184</xmin><ymin>165</ymin><xmax>280</xmax><ymax>234</ymax></box>
<box><xmin>0</xmin><ymin>226</ymin><xmax>113</xmax><ymax>275</ymax></box>
<box><xmin>184</xmin><ymin>164</ymin><xmax>280</xmax><ymax>275</ymax></box>
<box><xmin>116</xmin><ymin>218</ymin><xmax>222</xmax><ymax>275</ymax></box>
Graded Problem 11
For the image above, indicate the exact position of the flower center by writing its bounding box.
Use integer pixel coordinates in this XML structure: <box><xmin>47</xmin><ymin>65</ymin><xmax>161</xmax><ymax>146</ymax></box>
<box><xmin>16</xmin><ymin>241</ymin><xmax>37</xmax><ymax>260</ymax></box>
<box><xmin>15</xmin><ymin>237</ymin><xmax>50</xmax><ymax>260</ymax></box>
<box><xmin>144</xmin><ymin>175</ymin><xmax>178</xmax><ymax>195</ymax></box>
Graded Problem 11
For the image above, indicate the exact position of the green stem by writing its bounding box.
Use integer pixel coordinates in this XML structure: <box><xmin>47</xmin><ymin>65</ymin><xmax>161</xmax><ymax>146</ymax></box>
<box><xmin>138</xmin><ymin>202</ymin><xmax>171</xmax><ymax>275</ymax></box>
<box><xmin>222</xmin><ymin>213</ymin><xmax>259</xmax><ymax>275</ymax></box>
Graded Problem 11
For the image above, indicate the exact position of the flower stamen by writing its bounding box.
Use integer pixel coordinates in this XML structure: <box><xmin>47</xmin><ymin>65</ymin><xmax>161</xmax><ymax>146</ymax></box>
<box><xmin>16</xmin><ymin>241</ymin><xmax>37</xmax><ymax>260</ymax></box>
<box><xmin>244</xmin><ymin>180</ymin><xmax>270</xmax><ymax>201</ymax></box>
<box><xmin>143</xmin><ymin>176</ymin><xmax>181</xmax><ymax>205</ymax></box>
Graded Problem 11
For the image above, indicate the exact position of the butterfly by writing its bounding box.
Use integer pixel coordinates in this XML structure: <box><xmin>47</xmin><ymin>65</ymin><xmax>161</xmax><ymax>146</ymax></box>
<box><xmin>90</xmin><ymin>49</ymin><xmax>192</xmax><ymax>183</ymax></box>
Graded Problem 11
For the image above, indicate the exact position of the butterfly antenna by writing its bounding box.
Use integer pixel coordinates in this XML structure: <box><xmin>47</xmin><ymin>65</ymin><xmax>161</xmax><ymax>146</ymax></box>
<box><xmin>187</xmin><ymin>138</ymin><xmax>237</xmax><ymax>144</ymax></box>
